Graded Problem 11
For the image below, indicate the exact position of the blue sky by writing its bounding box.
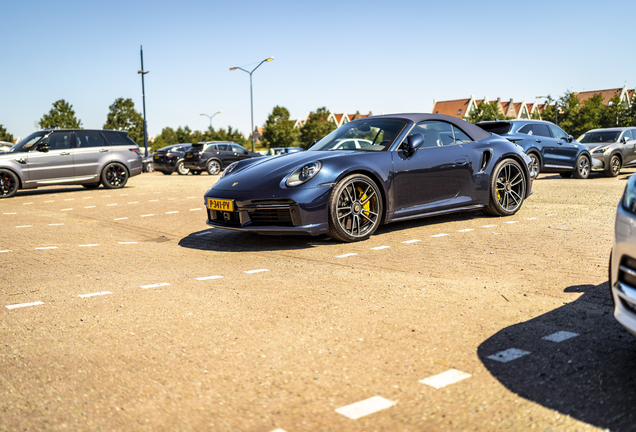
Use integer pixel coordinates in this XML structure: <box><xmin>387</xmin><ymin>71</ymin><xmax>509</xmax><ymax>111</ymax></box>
<box><xmin>2</xmin><ymin>0</ymin><xmax>635</xmax><ymax>141</ymax></box>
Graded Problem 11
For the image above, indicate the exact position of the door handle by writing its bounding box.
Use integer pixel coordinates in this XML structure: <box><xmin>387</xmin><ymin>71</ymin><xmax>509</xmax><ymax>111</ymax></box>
<box><xmin>535</xmin><ymin>139</ymin><xmax>541</xmax><ymax>143</ymax></box>
<box><xmin>557</xmin><ymin>142</ymin><xmax>563</xmax><ymax>145</ymax></box>
<box><xmin>14</xmin><ymin>158</ymin><xmax>26</xmax><ymax>164</ymax></box>
<box><xmin>99</xmin><ymin>149</ymin><xmax>109</xmax><ymax>153</ymax></box>
<box><xmin>454</xmin><ymin>159</ymin><xmax>468</xmax><ymax>166</ymax></box>
<box><xmin>60</xmin><ymin>152</ymin><xmax>70</xmax><ymax>155</ymax></box>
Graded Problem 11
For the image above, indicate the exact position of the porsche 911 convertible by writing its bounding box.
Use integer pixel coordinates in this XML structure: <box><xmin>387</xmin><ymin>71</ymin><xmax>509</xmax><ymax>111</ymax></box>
<box><xmin>203</xmin><ymin>113</ymin><xmax>534</xmax><ymax>242</ymax></box>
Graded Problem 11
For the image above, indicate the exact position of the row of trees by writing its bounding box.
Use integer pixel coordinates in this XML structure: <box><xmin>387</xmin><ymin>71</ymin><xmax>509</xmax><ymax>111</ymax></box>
<box><xmin>467</xmin><ymin>91</ymin><xmax>636</xmax><ymax>137</ymax></box>
<box><xmin>262</xmin><ymin>106</ymin><xmax>335</xmax><ymax>149</ymax></box>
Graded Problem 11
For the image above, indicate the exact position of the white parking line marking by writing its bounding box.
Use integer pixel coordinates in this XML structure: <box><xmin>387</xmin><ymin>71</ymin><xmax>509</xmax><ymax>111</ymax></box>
<box><xmin>3</xmin><ymin>212</ymin><xmax>17</xmax><ymax>215</ymax></box>
<box><xmin>6</xmin><ymin>301</ymin><xmax>44</xmax><ymax>310</ymax></box>
<box><xmin>336</xmin><ymin>253</ymin><xmax>357</xmax><ymax>258</ymax></box>
<box><xmin>49</xmin><ymin>223</ymin><xmax>64</xmax><ymax>226</ymax></box>
<box><xmin>542</xmin><ymin>331</ymin><xmax>579</xmax><ymax>343</ymax></box>
<box><xmin>16</xmin><ymin>225</ymin><xmax>32</xmax><ymax>228</ymax></box>
<box><xmin>527</xmin><ymin>217</ymin><xmax>538</xmax><ymax>220</ymax></box>
<box><xmin>457</xmin><ymin>229</ymin><xmax>474</xmax><ymax>232</ymax></box>
<box><xmin>335</xmin><ymin>396</ymin><xmax>396</xmax><ymax>420</ymax></box>
<box><xmin>195</xmin><ymin>276</ymin><xmax>223</xmax><ymax>281</ymax></box>
<box><xmin>85</xmin><ymin>206</ymin><xmax>96</xmax><ymax>209</ymax></box>
<box><xmin>23</xmin><ymin>202</ymin><xmax>33</xmax><ymax>205</ymax></box>
<box><xmin>149</xmin><ymin>199</ymin><xmax>159</xmax><ymax>202</ymax></box>
<box><xmin>402</xmin><ymin>239</ymin><xmax>421</xmax><ymax>244</ymax></box>
<box><xmin>0</xmin><ymin>250</ymin><xmax>12</xmax><ymax>253</ymax></box>
<box><xmin>431</xmin><ymin>234</ymin><xmax>448</xmax><ymax>238</ymax></box>
<box><xmin>165</xmin><ymin>211</ymin><xmax>179</xmax><ymax>214</ymax></box>
<box><xmin>128</xmin><ymin>202</ymin><xmax>139</xmax><ymax>204</ymax></box>
<box><xmin>78</xmin><ymin>291</ymin><xmax>112</xmax><ymax>298</ymax></box>
<box><xmin>140</xmin><ymin>283</ymin><xmax>170</xmax><ymax>289</ymax></box>
<box><xmin>44</xmin><ymin>200</ymin><xmax>54</xmax><ymax>203</ymax></box>
<box><xmin>64</xmin><ymin>198</ymin><xmax>74</xmax><ymax>201</ymax></box>
<box><xmin>481</xmin><ymin>225</ymin><xmax>497</xmax><ymax>228</ymax></box>
<box><xmin>505</xmin><ymin>221</ymin><xmax>519</xmax><ymax>224</ymax></box>
<box><xmin>107</xmin><ymin>203</ymin><xmax>118</xmax><ymax>206</ymax></box>
<box><xmin>35</xmin><ymin>246</ymin><xmax>58</xmax><ymax>250</ymax></box>
<box><xmin>245</xmin><ymin>269</ymin><xmax>269</xmax><ymax>274</ymax></box>
<box><xmin>269</xmin><ymin>429</ymin><xmax>288</xmax><ymax>432</ymax></box>
<box><xmin>487</xmin><ymin>348</ymin><xmax>531</xmax><ymax>363</ymax></box>
<box><xmin>371</xmin><ymin>246</ymin><xmax>390</xmax><ymax>250</ymax></box>
<box><xmin>140</xmin><ymin>214</ymin><xmax>154</xmax><ymax>217</ymax></box>
<box><xmin>187</xmin><ymin>196</ymin><xmax>197</xmax><ymax>199</ymax></box>
<box><xmin>118</xmin><ymin>242</ymin><xmax>138</xmax><ymax>244</ymax></box>
<box><xmin>79</xmin><ymin>244</ymin><xmax>99</xmax><ymax>247</ymax></box>
<box><xmin>195</xmin><ymin>231</ymin><xmax>212</xmax><ymax>236</ymax></box>
<box><xmin>420</xmin><ymin>369</ymin><xmax>471</xmax><ymax>389</ymax></box>
<box><xmin>114</xmin><ymin>217</ymin><xmax>128</xmax><ymax>221</ymax></box>
<box><xmin>102</xmin><ymin>195</ymin><xmax>111</xmax><ymax>198</ymax></box>
<box><xmin>61</xmin><ymin>208</ymin><xmax>73</xmax><ymax>211</ymax></box>
<box><xmin>190</xmin><ymin>208</ymin><xmax>203</xmax><ymax>211</ymax></box>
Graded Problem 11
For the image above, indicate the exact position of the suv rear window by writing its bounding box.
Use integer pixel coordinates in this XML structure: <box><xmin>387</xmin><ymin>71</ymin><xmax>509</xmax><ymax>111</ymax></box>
<box><xmin>103</xmin><ymin>131</ymin><xmax>136</xmax><ymax>146</ymax></box>
<box><xmin>477</xmin><ymin>122</ymin><xmax>511</xmax><ymax>135</ymax></box>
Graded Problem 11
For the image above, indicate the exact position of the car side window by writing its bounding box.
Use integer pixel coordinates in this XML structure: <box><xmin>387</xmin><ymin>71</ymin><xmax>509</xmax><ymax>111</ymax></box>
<box><xmin>622</xmin><ymin>130</ymin><xmax>634</xmax><ymax>141</ymax></box>
<box><xmin>231</xmin><ymin>144</ymin><xmax>246</xmax><ymax>153</ymax></box>
<box><xmin>41</xmin><ymin>132</ymin><xmax>72</xmax><ymax>150</ymax></box>
<box><xmin>405</xmin><ymin>121</ymin><xmax>456</xmax><ymax>148</ymax></box>
<box><xmin>216</xmin><ymin>144</ymin><xmax>229</xmax><ymax>151</ymax></box>
<box><xmin>532</xmin><ymin>124</ymin><xmax>551</xmax><ymax>137</ymax></box>
<box><xmin>76</xmin><ymin>131</ymin><xmax>107</xmax><ymax>148</ymax></box>
<box><xmin>102</xmin><ymin>131</ymin><xmax>127</xmax><ymax>146</ymax></box>
<box><xmin>518</xmin><ymin>124</ymin><xmax>533</xmax><ymax>135</ymax></box>
<box><xmin>548</xmin><ymin>125</ymin><xmax>568</xmax><ymax>140</ymax></box>
<box><xmin>452</xmin><ymin>126</ymin><xmax>473</xmax><ymax>144</ymax></box>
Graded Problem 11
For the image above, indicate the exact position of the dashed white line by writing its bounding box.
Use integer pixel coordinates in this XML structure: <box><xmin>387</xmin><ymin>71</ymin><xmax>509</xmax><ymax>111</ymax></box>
<box><xmin>84</xmin><ymin>206</ymin><xmax>96</xmax><ymax>209</ymax></box>
<box><xmin>149</xmin><ymin>199</ymin><xmax>159</xmax><ymax>202</ymax></box>
<box><xmin>0</xmin><ymin>250</ymin><xmax>12</xmax><ymax>253</ymax></box>
<box><xmin>402</xmin><ymin>239</ymin><xmax>421</xmax><ymax>244</ymax></box>
<box><xmin>49</xmin><ymin>223</ymin><xmax>64</xmax><ymax>226</ymax></box>
<box><xmin>431</xmin><ymin>234</ymin><xmax>448</xmax><ymax>238</ymax></box>
<box><xmin>44</xmin><ymin>200</ymin><xmax>54</xmax><ymax>203</ymax></box>
<box><xmin>64</xmin><ymin>198</ymin><xmax>74</xmax><ymax>201</ymax></box>
<box><xmin>542</xmin><ymin>331</ymin><xmax>579</xmax><ymax>343</ymax></box>
<box><xmin>79</xmin><ymin>244</ymin><xmax>99</xmax><ymax>247</ymax></box>
<box><xmin>140</xmin><ymin>282</ymin><xmax>170</xmax><ymax>289</ymax></box>
<box><xmin>335</xmin><ymin>396</ymin><xmax>396</xmax><ymax>420</ymax></box>
<box><xmin>487</xmin><ymin>348</ymin><xmax>531</xmax><ymax>363</ymax></box>
<box><xmin>481</xmin><ymin>225</ymin><xmax>497</xmax><ymax>228</ymax></box>
<box><xmin>420</xmin><ymin>369</ymin><xmax>471</xmax><ymax>389</ymax></box>
<box><xmin>457</xmin><ymin>229</ymin><xmax>474</xmax><ymax>232</ymax></box>
<box><xmin>35</xmin><ymin>246</ymin><xmax>58</xmax><ymax>250</ymax></box>
<box><xmin>505</xmin><ymin>221</ymin><xmax>519</xmax><ymax>224</ymax></box>
<box><xmin>245</xmin><ymin>269</ymin><xmax>269</xmax><ymax>274</ymax></box>
<box><xmin>6</xmin><ymin>301</ymin><xmax>44</xmax><ymax>310</ymax></box>
<box><xmin>371</xmin><ymin>246</ymin><xmax>390</xmax><ymax>250</ymax></box>
<box><xmin>166</xmin><ymin>211</ymin><xmax>179</xmax><ymax>214</ymax></box>
<box><xmin>336</xmin><ymin>253</ymin><xmax>357</xmax><ymax>258</ymax></box>
<box><xmin>3</xmin><ymin>212</ymin><xmax>17</xmax><ymax>215</ymax></box>
<box><xmin>118</xmin><ymin>242</ymin><xmax>138</xmax><ymax>245</ymax></box>
<box><xmin>195</xmin><ymin>276</ymin><xmax>223</xmax><ymax>281</ymax></box>
<box><xmin>61</xmin><ymin>208</ymin><xmax>73</xmax><ymax>211</ymax></box>
<box><xmin>140</xmin><ymin>214</ymin><xmax>154</xmax><ymax>217</ymax></box>
<box><xmin>107</xmin><ymin>203</ymin><xmax>118</xmax><ymax>206</ymax></box>
<box><xmin>190</xmin><ymin>208</ymin><xmax>203</xmax><ymax>211</ymax></box>
<box><xmin>16</xmin><ymin>225</ymin><xmax>32</xmax><ymax>228</ymax></box>
<box><xmin>187</xmin><ymin>196</ymin><xmax>197</xmax><ymax>199</ymax></box>
<box><xmin>527</xmin><ymin>217</ymin><xmax>538</xmax><ymax>220</ymax></box>
<box><xmin>128</xmin><ymin>202</ymin><xmax>139</xmax><ymax>204</ymax></box>
<box><xmin>22</xmin><ymin>202</ymin><xmax>33</xmax><ymax>205</ymax></box>
<box><xmin>114</xmin><ymin>217</ymin><xmax>128</xmax><ymax>221</ymax></box>
<box><xmin>78</xmin><ymin>291</ymin><xmax>112</xmax><ymax>298</ymax></box>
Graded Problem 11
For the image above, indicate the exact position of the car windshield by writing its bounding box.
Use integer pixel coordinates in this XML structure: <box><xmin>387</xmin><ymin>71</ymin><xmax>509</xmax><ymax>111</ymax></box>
<box><xmin>579</xmin><ymin>131</ymin><xmax>620</xmax><ymax>143</ymax></box>
<box><xmin>9</xmin><ymin>131</ymin><xmax>49</xmax><ymax>152</ymax></box>
<box><xmin>477</xmin><ymin>122</ymin><xmax>512</xmax><ymax>135</ymax></box>
<box><xmin>310</xmin><ymin>119</ymin><xmax>407</xmax><ymax>152</ymax></box>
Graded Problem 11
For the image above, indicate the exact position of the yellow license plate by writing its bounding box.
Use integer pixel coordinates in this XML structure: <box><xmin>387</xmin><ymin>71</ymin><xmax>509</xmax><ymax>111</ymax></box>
<box><xmin>154</xmin><ymin>156</ymin><xmax>159</xmax><ymax>160</ymax></box>
<box><xmin>207</xmin><ymin>198</ymin><xmax>234</xmax><ymax>212</ymax></box>
<box><xmin>187</xmin><ymin>154</ymin><xmax>193</xmax><ymax>158</ymax></box>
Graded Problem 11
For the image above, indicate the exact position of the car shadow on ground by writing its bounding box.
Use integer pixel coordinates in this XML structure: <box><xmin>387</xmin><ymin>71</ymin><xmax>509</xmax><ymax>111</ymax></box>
<box><xmin>477</xmin><ymin>282</ymin><xmax>636</xmax><ymax>430</ymax></box>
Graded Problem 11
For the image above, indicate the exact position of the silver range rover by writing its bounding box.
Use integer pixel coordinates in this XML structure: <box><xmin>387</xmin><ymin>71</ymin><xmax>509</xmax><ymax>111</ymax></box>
<box><xmin>0</xmin><ymin>129</ymin><xmax>142</xmax><ymax>198</ymax></box>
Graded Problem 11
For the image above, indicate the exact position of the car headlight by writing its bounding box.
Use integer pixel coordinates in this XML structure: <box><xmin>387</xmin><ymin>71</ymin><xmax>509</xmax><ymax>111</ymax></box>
<box><xmin>286</xmin><ymin>161</ymin><xmax>322</xmax><ymax>187</ymax></box>
<box><xmin>593</xmin><ymin>147</ymin><xmax>609</xmax><ymax>154</ymax></box>
<box><xmin>220</xmin><ymin>161</ymin><xmax>239</xmax><ymax>178</ymax></box>
<box><xmin>623</xmin><ymin>175</ymin><xmax>636</xmax><ymax>214</ymax></box>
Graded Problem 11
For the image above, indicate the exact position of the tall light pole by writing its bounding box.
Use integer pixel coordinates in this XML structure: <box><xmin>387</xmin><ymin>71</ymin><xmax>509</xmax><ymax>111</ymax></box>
<box><xmin>536</xmin><ymin>95</ymin><xmax>557</xmax><ymax>125</ymax></box>
<box><xmin>230</xmin><ymin>57</ymin><xmax>274</xmax><ymax>152</ymax></box>
<box><xmin>138</xmin><ymin>46</ymin><xmax>149</xmax><ymax>157</ymax></box>
<box><xmin>200</xmin><ymin>111</ymin><xmax>222</xmax><ymax>130</ymax></box>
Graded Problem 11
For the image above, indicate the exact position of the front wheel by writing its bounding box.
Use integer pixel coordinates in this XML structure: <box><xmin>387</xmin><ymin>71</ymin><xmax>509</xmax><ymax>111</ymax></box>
<box><xmin>206</xmin><ymin>159</ymin><xmax>222</xmax><ymax>175</ymax></box>
<box><xmin>176</xmin><ymin>160</ymin><xmax>189</xmax><ymax>175</ymax></box>
<box><xmin>0</xmin><ymin>169</ymin><xmax>19</xmax><ymax>198</ymax></box>
<box><xmin>573</xmin><ymin>154</ymin><xmax>591</xmax><ymax>179</ymax></box>
<box><xmin>483</xmin><ymin>158</ymin><xmax>526</xmax><ymax>216</ymax></box>
<box><xmin>101</xmin><ymin>163</ymin><xmax>129</xmax><ymax>189</ymax></box>
<box><xmin>144</xmin><ymin>162</ymin><xmax>154</xmax><ymax>173</ymax></box>
<box><xmin>328</xmin><ymin>174</ymin><xmax>383</xmax><ymax>242</ymax></box>
<box><xmin>607</xmin><ymin>155</ymin><xmax>621</xmax><ymax>177</ymax></box>
<box><xmin>528</xmin><ymin>153</ymin><xmax>541</xmax><ymax>178</ymax></box>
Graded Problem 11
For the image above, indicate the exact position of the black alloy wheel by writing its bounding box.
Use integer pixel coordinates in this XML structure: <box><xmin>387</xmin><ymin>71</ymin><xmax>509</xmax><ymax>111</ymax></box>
<box><xmin>101</xmin><ymin>163</ymin><xmax>129</xmax><ymax>189</ymax></box>
<box><xmin>574</xmin><ymin>154</ymin><xmax>591</xmax><ymax>179</ymax></box>
<box><xmin>483</xmin><ymin>159</ymin><xmax>525</xmax><ymax>216</ymax></box>
<box><xmin>328</xmin><ymin>174</ymin><xmax>383</xmax><ymax>242</ymax></box>
<box><xmin>0</xmin><ymin>169</ymin><xmax>18</xmax><ymax>198</ymax></box>
<box><xmin>528</xmin><ymin>153</ymin><xmax>540</xmax><ymax>178</ymax></box>
<box><xmin>608</xmin><ymin>155</ymin><xmax>621</xmax><ymax>177</ymax></box>
<box><xmin>176</xmin><ymin>161</ymin><xmax>189</xmax><ymax>175</ymax></box>
<box><xmin>206</xmin><ymin>159</ymin><xmax>222</xmax><ymax>175</ymax></box>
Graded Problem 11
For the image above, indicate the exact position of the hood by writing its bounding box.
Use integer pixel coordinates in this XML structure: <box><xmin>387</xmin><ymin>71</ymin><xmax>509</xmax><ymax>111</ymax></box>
<box><xmin>212</xmin><ymin>150</ymin><xmax>355</xmax><ymax>191</ymax></box>
<box><xmin>584</xmin><ymin>142</ymin><xmax>615</xmax><ymax>151</ymax></box>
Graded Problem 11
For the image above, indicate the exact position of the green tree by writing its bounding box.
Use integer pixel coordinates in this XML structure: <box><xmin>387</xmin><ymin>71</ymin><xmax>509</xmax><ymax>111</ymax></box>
<box><xmin>103</xmin><ymin>98</ymin><xmax>144</xmax><ymax>145</ymax></box>
<box><xmin>39</xmin><ymin>99</ymin><xmax>82</xmax><ymax>129</ymax></box>
<box><xmin>299</xmin><ymin>107</ymin><xmax>335</xmax><ymax>149</ymax></box>
<box><xmin>601</xmin><ymin>94</ymin><xmax>629</xmax><ymax>129</ymax></box>
<box><xmin>576</xmin><ymin>94</ymin><xmax>605</xmax><ymax>137</ymax></box>
<box><xmin>549</xmin><ymin>91</ymin><xmax>581</xmax><ymax>136</ymax></box>
<box><xmin>0</xmin><ymin>124</ymin><xmax>13</xmax><ymax>142</ymax></box>
<box><xmin>152</xmin><ymin>127</ymin><xmax>179</xmax><ymax>149</ymax></box>
<box><xmin>176</xmin><ymin>126</ymin><xmax>193</xmax><ymax>143</ymax></box>
<box><xmin>262</xmin><ymin>106</ymin><xmax>300</xmax><ymax>148</ymax></box>
<box><xmin>207</xmin><ymin>126</ymin><xmax>247</xmax><ymax>146</ymax></box>
<box><xmin>467</xmin><ymin>101</ymin><xmax>507</xmax><ymax>123</ymax></box>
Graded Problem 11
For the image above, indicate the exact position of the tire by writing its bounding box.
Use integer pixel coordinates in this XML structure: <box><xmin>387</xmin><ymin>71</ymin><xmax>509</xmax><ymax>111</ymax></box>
<box><xmin>559</xmin><ymin>172</ymin><xmax>572</xmax><ymax>178</ymax></box>
<box><xmin>609</xmin><ymin>249</ymin><xmax>615</xmax><ymax>306</ymax></box>
<box><xmin>483</xmin><ymin>158</ymin><xmax>526</xmax><ymax>216</ymax></box>
<box><xmin>0</xmin><ymin>169</ymin><xmax>19</xmax><ymax>198</ymax></box>
<box><xmin>528</xmin><ymin>153</ymin><xmax>540</xmax><ymax>178</ymax></box>
<box><xmin>176</xmin><ymin>160</ymin><xmax>189</xmax><ymax>175</ymax></box>
<box><xmin>573</xmin><ymin>154</ymin><xmax>591</xmax><ymax>179</ymax></box>
<box><xmin>206</xmin><ymin>159</ymin><xmax>222</xmax><ymax>175</ymax></box>
<box><xmin>191</xmin><ymin>170</ymin><xmax>202</xmax><ymax>175</ymax></box>
<box><xmin>101</xmin><ymin>163</ymin><xmax>129</xmax><ymax>189</ymax></box>
<box><xmin>82</xmin><ymin>183</ymin><xmax>100</xmax><ymax>189</ymax></box>
<box><xmin>144</xmin><ymin>162</ymin><xmax>154</xmax><ymax>173</ymax></box>
<box><xmin>328</xmin><ymin>174</ymin><xmax>383</xmax><ymax>242</ymax></box>
<box><xmin>607</xmin><ymin>155</ymin><xmax>621</xmax><ymax>177</ymax></box>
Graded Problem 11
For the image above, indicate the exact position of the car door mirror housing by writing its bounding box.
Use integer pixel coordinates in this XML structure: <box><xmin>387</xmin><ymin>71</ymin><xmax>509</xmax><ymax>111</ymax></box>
<box><xmin>405</xmin><ymin>133</ymin><xmax>424</xmax><ymax>155</ymax></box>
<box><xmin>567</xmin><ymin>135</ymin><xmax>573</xmax><ymax>143</ymax></box>
<box><xmin>622</xmin><ymin>136</ymin><xmax>629</xmax><ymax>144</ymax></box>
<box><xmin>36</xmin><ymin>143</ymin><xmax>50</xmax><ymax>152</ymax></box>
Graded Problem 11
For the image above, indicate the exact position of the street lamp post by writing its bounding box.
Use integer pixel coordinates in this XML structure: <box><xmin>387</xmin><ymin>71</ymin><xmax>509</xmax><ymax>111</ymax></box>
<box><xmin>536</xmin><ymin>96</ymin><xmax>557</xmax><ymax>125</ymax></box>
<box><xmin>137</xmin><ymin>45</ymin><xmax>150</xmax><ymax>157</ymax></box>
<box><xmin>230</xmin><ymin>57</ymin><xmax>274</xmax><ymax>152</ymax></box>
<box><xmin>200</xmin><ymin>111</ymin><xmax>222</xmax><ymax>130</ymax></box>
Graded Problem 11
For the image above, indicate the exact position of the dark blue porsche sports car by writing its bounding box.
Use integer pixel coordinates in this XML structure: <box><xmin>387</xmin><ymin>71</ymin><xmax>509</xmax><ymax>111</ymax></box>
<box><xmin>203</xmin><ymin>113</ymin><xmax>534</xmax><ymax>242</ymax></box>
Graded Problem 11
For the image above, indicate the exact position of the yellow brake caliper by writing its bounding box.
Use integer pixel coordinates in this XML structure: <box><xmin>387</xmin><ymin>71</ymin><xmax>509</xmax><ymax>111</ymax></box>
<box><xmin>357</xmin><ymin>186</ymin><xmax>371</xmax><ymax>219</ymax></box>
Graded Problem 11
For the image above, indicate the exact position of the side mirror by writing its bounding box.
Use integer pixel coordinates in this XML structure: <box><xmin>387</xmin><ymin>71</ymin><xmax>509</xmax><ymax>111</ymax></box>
<box><xmin>405</xmin><ymin>133</ymin><xmax>424</xmax><ymax>156</ymax></box>
<box><xmin>621</xmin><ymin>136</ymin><xmax>629</xmax><ymax>144</ymax></box>
<box><xmin>567</xmin><ymin>135</ymin><xmax>573</xmax><ymax>143</ymax></box>
<box><xmin>36</xmin><ymin>143</ymin><xmax>50</xmax><ymax>152</ymax></box>
<box><xmin>243</xmin><ymin>150</ymin><xmax>248</xmax><ymax>154</ymax></box>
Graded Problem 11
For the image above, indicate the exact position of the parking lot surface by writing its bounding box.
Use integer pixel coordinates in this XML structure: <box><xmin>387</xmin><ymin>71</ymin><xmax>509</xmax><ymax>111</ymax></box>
<box><xmin>1</xmin><ymin>170</ymin><xmax>633</xmax><ymax>431</ymax></box>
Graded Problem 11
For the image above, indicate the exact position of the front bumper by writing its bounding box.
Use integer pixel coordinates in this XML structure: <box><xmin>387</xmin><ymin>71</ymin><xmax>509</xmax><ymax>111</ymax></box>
<box><xmin>591</xmin><ymin>154</ymin><xmax>606</xmax><ymax>171</ymax></box>
<box><xmin>611</xmin><ymin>202</ymin><xmax>636</xmax><ymax>335</ymax></box>
<box><xmin>184</xmin><ymin>158</ymin><xmax>206</xmax><ymax>170</ymax></box>
<box><xmin>203</xmin><ymin>186</ymin><xmax>332</xmax><ymax>236</ymax></box>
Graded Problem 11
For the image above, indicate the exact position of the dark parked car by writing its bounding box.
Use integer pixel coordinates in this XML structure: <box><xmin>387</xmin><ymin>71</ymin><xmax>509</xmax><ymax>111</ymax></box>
<box><xmin>183</xmin><ymin>142</ymin><xmax>262</xmax><ymax>175</ymax></box>
<box><xmin>578</xmin><ymin>127</ymin><xmax>636</xmax><ymax>177</ymax></box>
<box><xmin>203</xmin><ymin>113</ymin><xmax>534</xmax><ymax>242</ymax></box>
<box><xmin>152</xmin><ymin>143</ymin><xmax>192</xmax><ymax>175</ymax></box>
<box><xmin>0</xmin><ymin>129</ymin><xmax>142</xmax><ymax>198</ymax></box>
<box><xmin>477</xmin><ymin>119</ymin><xmax>592</xmax><ymax>179</ymax></box>
<box><xmin>267</xmin><ymin>147</ymin><xmax>304</xmax><ymax>155</ymax></box>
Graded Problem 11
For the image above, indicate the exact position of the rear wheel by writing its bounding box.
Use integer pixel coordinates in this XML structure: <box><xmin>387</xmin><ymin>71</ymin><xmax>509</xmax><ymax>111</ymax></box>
<box><xmin>483</xmin><ymin>158</ymin><xmax>525</xmax><ymax>216</ymax></box>
<box><xmin>528</xmin><ymin>153</ymin><xmax>540</xmax><ymax>178</ymax></box>
<box><xmin>328</xmin><ymin>174</ymin><xmax>383</xmax><ymax>242</ymax></box>
<box><xmin>206</xmin><ymin>159</ymin><xmax>222</xmax><ymax>175</ymax></box>
<box><xmin>101</xmin><ymin>163</ymin><xmax>129</xmax><ymax>189</ymax></box>
<box><xmin>144</xmin><ymin>162</ymin><xmax>154</xmax><ymax>173</ymax></box>
<box><xmin>573</xmin><ymin>154</ymin><xmax>591</xmax><ymax>179</ymax></box>
<box><xmin>607</xmin><ymin>155</ymin><xmax>621</xmax><ymax>177</ymax></box>
<box><xmin>176</xmin><ymin>161</ymin><xmax>189</xmax><ymax>175</ymax></box>
<box><xmin>0</xmin><ymin>169</ymin><xmax>19</xmax><ymax>198</ymax></box>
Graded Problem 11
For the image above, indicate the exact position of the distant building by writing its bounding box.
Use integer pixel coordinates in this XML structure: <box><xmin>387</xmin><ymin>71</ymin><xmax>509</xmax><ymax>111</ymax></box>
<box><xmin>250</xmin><ymin>127</ymin><xmax>264</xmax><ymax>143</ymax></box>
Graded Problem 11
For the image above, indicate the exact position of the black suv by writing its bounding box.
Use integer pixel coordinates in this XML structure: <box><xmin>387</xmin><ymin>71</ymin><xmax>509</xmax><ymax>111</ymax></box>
<box><xmin>183</xmin><ymin>142</ymin><xmax>261</xmax><ymax>175</ymax></box>
<box><xmin>152</xmin><ymin>143</ymin><xmax>192</xmax><ymax>175</ymax></box>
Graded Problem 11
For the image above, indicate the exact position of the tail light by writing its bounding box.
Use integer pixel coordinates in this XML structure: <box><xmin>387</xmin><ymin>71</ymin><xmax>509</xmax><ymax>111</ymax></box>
<box><xmin>130</xmin><ymin>149</ymin><xmax>141</xmax><ymax>155</ymax></box>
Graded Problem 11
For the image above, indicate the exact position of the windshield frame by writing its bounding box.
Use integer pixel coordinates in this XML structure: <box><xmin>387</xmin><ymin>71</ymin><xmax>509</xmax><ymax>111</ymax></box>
<box><xmin>579</xmin><ymin>130</ymin><xmax>621</xmax><ymax>144</ymax></box>
<box><xmin>9</xmin><ymin>131</ymin><xmax>51</xmax><ymax>152</ymax></box>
